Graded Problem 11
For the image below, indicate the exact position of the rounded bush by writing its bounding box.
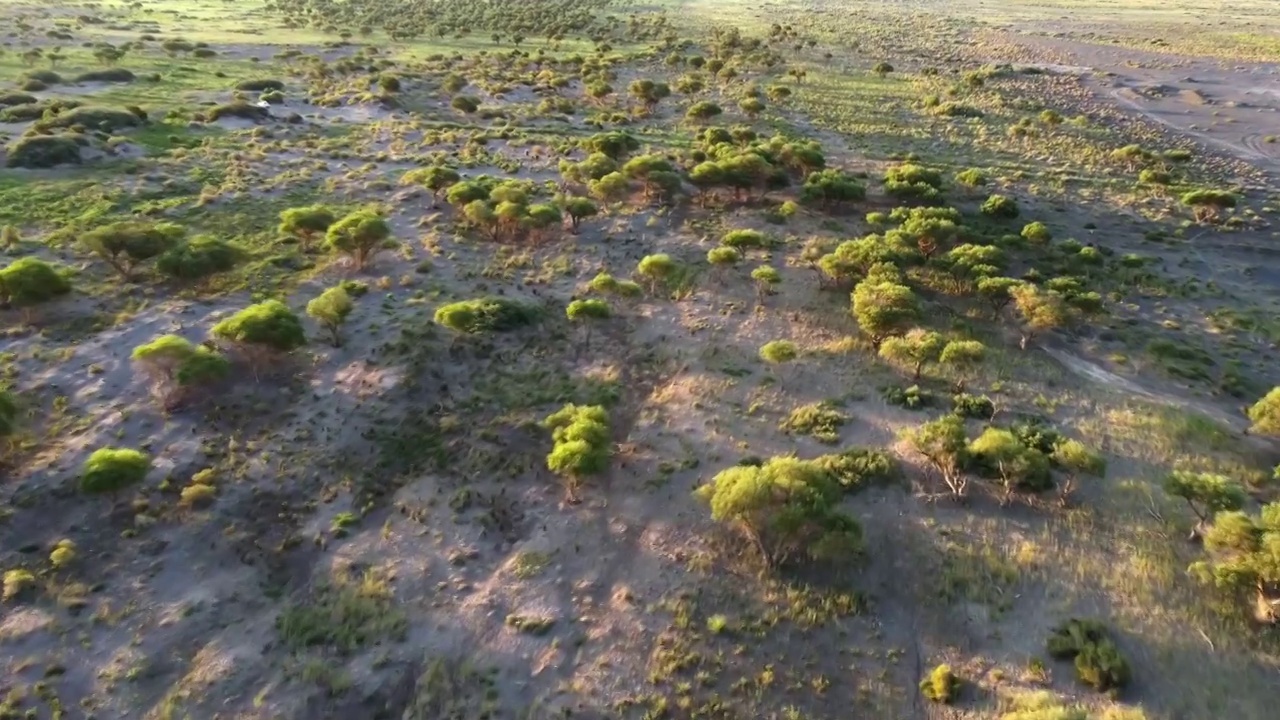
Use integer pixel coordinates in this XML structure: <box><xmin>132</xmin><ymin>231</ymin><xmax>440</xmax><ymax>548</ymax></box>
<box><xmin>74</xmin><ymin>69</ymin><xmax>135</xmax><ymax>83</ymax></box>
<box><xmin>35</xmin><ymin>106</ymin><xmax>142</xmax><ymax>133</ymax></box>
<box><xmin>5</xmin><ymin>134</ymin><xmax>83</xmax><ymax>168</ymax></box>
<box><xmin>156</xmin><ymin>235</ymin><xmax>240</xmax><ymax>280</ymax></box>
<box><xmin>80</xmin><ymin>448</ymin><xmax>150</xmax><ymax>494</ymax></box>
<box><xmin>234</xmin><ymin>78</ymin><xmax>284</xmax><ymax>92</ymax></box>
<box><xmin>980</xmin><ymin>194</ymin><xmax>1020</xmax><ymax>219</ymax></box>
<box><xmin>0</xmin><ymin>92</ymin><xmax>37</xmax><ymax>108</ymax></box>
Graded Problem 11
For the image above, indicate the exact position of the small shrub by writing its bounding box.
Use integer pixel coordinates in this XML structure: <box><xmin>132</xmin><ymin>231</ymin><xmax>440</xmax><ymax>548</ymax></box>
<box><xmin>981</xmin><ymin>194</ymin><xmax>1020</xmax><ymax>219</ymax></box>
<box><xmin>206</xmin><ymin>100</ymin><xmax>269</xmax><ymax>122</ymax></box>
<box><xmin>919</xmin><ymin>664</ymin><xmax>958</xmax><ymax>704</ymax></box>
<box><xmin>234</xmin><ymin>78</ymin><xmax>284</xmax><ymax>92</ymax></box>
<box><xmin>759</xmin><ymin>339</ymin><xmax>798</xmax><ymax>364</ymax></box>
<box><xmin>49</xmin><ymin>540</ymin><xmax>76</xmax><ymax>569</ymax></box>
<box><xmin>34</xmin><ymin>105</ymin><xmax>142</xmax><ymax>132</ymax></box>
<box><xmin>434</xmin><ymin>297</ymin><xmax>542</xmax><ymax>334</ymax></box>
<box><xmin>882</xmin><ymin>384</ymin><xmax>934</xmax><ymax>410</ymax></box>
<box><xmin>74</xmin><ymin>68</ymin><xmax>135</xmax><ymax>83</ymax></box>
<box><xmin>5</xmin><ymin>134</ymin><xmax>83</xmax><ymax>168</ymax></box>
<box><xmin>955</xmin><ymin>168</ymin><xmax>987</xmax><ymax>187</ymax></box>
<box><xmin>3</xmin><ymin>569</ymin><xmax>36</xmax><ymax>602</ymax></box>
<box><xmin>952</xmin><ymin>393</ymin><xmax>995</xmax><ymax>419</ymax></box>
<box><xmin>156</xmin><ymin>235</ymin><xmax>240</xmax><ymax>280</ymax></box>
<box><xmin>1045</xmin><ymin>618</ymin><xmax>1130</xmax><ymax>692</ymax></box>
<box><xmin>814</xmin><ymin>448</ymin><xmax>898</xmax><ymax>491</ymax></box>
<box><xmin>721</xmin><ymin>228</ymin><xmax>769</xmax><ymax>249</ymax></box>
<box><xmin>1021</xmin><ymin>221</ymin><xmax>1052</xmax><ymax>244</ymax></box>
<box><xmin>211</xmin><ymin>300</ymin><xmax>307</xmax><ymax>355</ymax></box>
<box><xmin>80</xmin><ymin>447</ymin><xmax>150</xmax><ymax>495</ymax></box>
<box><xmin>0</xmin><ymin>92</ymin><xmax>37</xmax><ymax>107</ymax></box>
<box><xmin>781</xmin><ymin>402</ymin><xmax>848</xmax><ymax>444</ymax></box>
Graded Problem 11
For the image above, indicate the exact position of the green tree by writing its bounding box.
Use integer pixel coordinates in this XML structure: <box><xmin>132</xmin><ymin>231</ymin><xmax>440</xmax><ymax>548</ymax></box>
<box><xmin>544</xmin><ymin>404</ymin><xmax>611</xmax><ymax>501</ymax></box>
<box><xmin>968</xmin><ymin>427</ymin><xmax>1051</xmax><ymax>504</ymax></box>
<box><xmin>589</xmin><ymin>172</ymin><xmax>630</xmax><ymax>203</ymax></box>
<box><xmin>750</xmin><ymin>265</ymin><xmax>781</xmax><ymax>304</ymax></box>
<box><xmin>627</xmin><ymin>78</ymin><xmax>671</xmax><ymax>112</ymax></box>
<box><xmin>306</xmin><ymin>286</ymin><xmax>355</xmax><ymax>347</ymax></box>
<box><xmin>977</xmin><ymin>276</ymin><xmax>1022</xmax><ymax>317</ymax></box>
<box><xmin>852</xmin><ymin>276</ymin><xmax>919</xmax><ymax>348</ymax></box>
<box><xmin>706</xmin><ymin>246</ymin><xmax>741</xmax><ymax>279</ymax></box>
<box><xmin>637</xmin><ymin>253</ymin><xmax>676</xmax><ymax>294</ymax></box>
<box><xmin>0</xmin><ymin>257</ymin><xmax>71</xmax><ymax>314</ymax></box>
<box><xmin>80</xmin><ymin>447</ymin><xmax>150</xmax><ymax>497</ymax></box>
<box><xmin>565</xmin><ymin>298</ymin><xmax>611</xmax><ymax>349</ymax></box>
<box><xmin>901</xmin><ymin>415</ymin><xmax>968</xmax><ymax>497</ymax></box>
<box><xmin>277</xmin><ymin>205</ymin><xmax>336</xmax><ymax>252</ymax></box>
<box><xmin>686</xmin><ymin>100</ymin><xmax>723</xmax><ymax>122</ymax></box>
<box><xmin>561</xmin><ymin>197</ymin><xmax>598</xmax><ymax>232</ymax></box>
<box><xmin>131</xmin><ymin>334</ymin><xmax>230</xmax><ymax>408</ymax></box>
<box><xmin>1011</xmin><ymin>284</ymin><xmax>1073</xmax><ymax>349</ymax></box>
<box><xmin>1189</xmin><ymin>503</ymin><xmax>1280</xmax><ymax>623</ymax></box>
<box><xmin>738</xmin><ymin>97</ymin><xmax>765</xmax><ymax>118</ymax></box>
<box><xmin>1163</xmin><ymin>471</ymin><xmax>1247</xmax><ymax>533</ymax></box>
<box><xmin>938</xmin><ymin>339</ymin><xmax>985</xmax><ymax>391</ymax></box>
<box><xmin>210</xmin><ymin>300</ymin><xmax>306</xmax><ymax>377</ymax></box>
<box><xmin>325</xmin><ymin>209</ymin><xmax>395</xmax><ymax>270</ymax></box>
<box><xmin>80</xmin><ymin>222</ymin><xmax>183</xmax><ymax>279</ymax></box>
<box><xmin>694</xmin><ymin>456</ymin><xmax>861</xmax><ymax>567</ymax></box>
<box><xmin>400</xmin><ymin>166</ymin><xmax>461</xmax><ymax>202</ymax></box>
<box><xmin>1246</xmin><ymin>387</ymin><xmax>1280</xmax><ymax>436</ymax></box>
<box><xmin>879</xmin><ymin>328</ymin><xmax>944</xmax><ymax>381</ymax></box>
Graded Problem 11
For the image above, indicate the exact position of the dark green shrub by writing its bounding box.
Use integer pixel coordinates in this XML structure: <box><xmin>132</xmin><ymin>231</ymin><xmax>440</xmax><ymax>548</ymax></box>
<box><xmin>206</xmin><ymin>100</ymin><xmax>270</xmax><ymax>122</ymax></box>
<box><xmin>80</xmin><ymin>448</ymin><xmax>150</xmax><ymax>494</ymax></box>
<box><xmin>74</xmin><ymin>68</ymin><xmax>135</xmax><ymax>83</ymax></box>
<box><xmin>0</xmin><ymin>92</ymin><xmax>37</xmax><ymax>107</ymax></box>
<box><xmin>24</xmin><ymin>70</ymin><xmax>63</xmax><ymax>85</ymax></box>
<box><xmin>881</xmin><ymin>384</ymin><xmax>934</xmax><ymax>409</ymax></box>
<box><xmin>952</xmin><ymin>393</ymin><xmax>994</xmax><ymax>419</ymax></box>
<box><xmin>5</xmin><ymin>134</ymin><xmax>83</xmax><ymax>168</ymax></box>
<box><xmin>156</xmin><ymin>236</ymin><xmax>240</xmax><ymax>280</ymax></box>
<box><xmin>211</xmin><ymin>300</ymin><xmax>306</xmax><ymax>355</ymax></box>
<box><xmin>0</xmin><ymin>257</ymin><xmax>71</xmax><ymax>308</ymax></box>
<box><xmin>434</xmin><ymin>297</ymin><xmax>542</xmax><ymax>334</ymax></box>
<box><xmin>1074</xmin><ymin>640</ymin><xmax>1130</xmax><ymax>692</ymax></box>
<box><xmin>451</xmin><ymin>95</ymin><xmax>480</xmax><ymax>113</ymax></box>
<box><xmin>0</xmin><ymin>98</ymin><xmax>82</xmax><ymax>122</ymax></box>
<box><xmin>234</xmin><ymin>78</ymin><xmax>284</xmax><ymax>92</ymax></box>
<box><xmin>34</xmin><ymin>105</ymin><xmax>143</xmax><ymax>132</ymax></box>
<box><xmin>1046</xmin><ymin>619</ymin><xmax>1130</xmax><ymax>692</ymax></box>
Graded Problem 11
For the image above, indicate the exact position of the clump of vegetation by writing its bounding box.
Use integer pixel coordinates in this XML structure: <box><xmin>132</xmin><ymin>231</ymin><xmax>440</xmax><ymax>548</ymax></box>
<box><xmin>205</xmin><ymin>100</ymin><xmax>270</xmax><ymax>122</ymax></box>
<box><xmin>34</xmin><ymin>105</ymin><xmax>142</xmax><ymax>132</ymax></box>
<box><xmin>884</xmin><ymin>163</ymin><xmax>943</xmax><ymax>202</ymax></box>
<box><xmin>1163</xmin><ymin>471</ymin><xmax>1246</xmax><ymax>534</ymax></box>
<box><xmin>814</xmin><ymin>448</ymin><xmax>899</xmax><ymax>491</ymax></box>
<box><xmin>80</xmin><ymin>447</ymin><xmax>151</xmax><ymax>495</ymax></box>
<box><xmin>0</xmin><ymin>257</ymin><xmax>72</xmax><ymax>312</ymax></box>
<box><xmin>759</xmin><ymin>339</ymin><xmax>799</xmax><ymax>364</ymax></box>
<box><xmin>434</xmin><ymin>297</ymin><xmax>542</xmax><ymax>334</ymax></box>
<box><xmin>80</xmin><ymin>221</ymin><xmax>184</xmax><ymax>279</ymax></box>
<box><xmin>3</xmin><ymin>568</ymin><xmax>36</xmax><ymax>602</ymax></box>
<box><xmin>278</xmin><ymin>205</ymin><xmax>337</xmax><ymax>251</ymax></box>
<box><xmin>131</xmin><ymin>335</ymin><xmax>231</xmax><ymax>408</ymax></box>
<box><xmin>1045</xmin><ymin>619</ymin><xmax>1131</xmax><ymax>692</ymax></box>
<box><xmin>325</xmin><ymin>208</ymin><xmax>395</xmax><ymax>269</ymax></box>
<box><xmin>981</xmin><ymin>194</ymin><xmax>1020</xmax><ymax>219</ymax></box>
<box><xmin>156</xmin><ymin>235</ymin><xmax>240</xmax><ymax>281</ymax></box>
<box><xmin>307</xmin><ymin>286</ymin><xmax>356</xmax><ymax>347</ymax></box>
<box><xmin>210</xmin><ymin>300</ymin><xmax>307</xmax><ymax>375</ymax></box>
<box><xmin>234</xmin><ymin>78</ymin><xmax>284</xmax><ymax>92</ymax></box>
<box><xmin>919</xmin><ymin>664</ymin><xmax>959</xmax><ymax>704</ymax></box>
<box><xmin>1190</xmin><ymin>502</ymin><xmax>1280</xmax><ymax>623</ymax></box>
<box><xmin>781</xmin><ymin>402</ymin><xmax>848</xmax><ymax>444</ymax></box>
<box><xmin>695</xmin><ymin>456</ymin><xmax>862</xmax><ymax>568</ymax></box>
<box><xmin>1181</xmin><ymin>189</ymin><xmax>1237</xmax><ymax>223</ymax></box>
<box><xmin>1246</xmin><ymin>387</ymin><xmax>1280</xmax><ymax>436</ymax></box>
<box><xmin>543</xmin><ymin>404</ymin><xmax>611</xmax><ymax>500</ymax></box>
<box><xmin>5</xmin><ymin>134</ymin><xmax>83</xmax><ymax>168</ymax></box>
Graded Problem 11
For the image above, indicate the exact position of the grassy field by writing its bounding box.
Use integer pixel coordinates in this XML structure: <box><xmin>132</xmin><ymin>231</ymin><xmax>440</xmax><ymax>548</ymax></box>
<box><xmin>0</xmin><ymin>0</ymin><xmax>1278</xmax><ymax>719</ymax></box>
